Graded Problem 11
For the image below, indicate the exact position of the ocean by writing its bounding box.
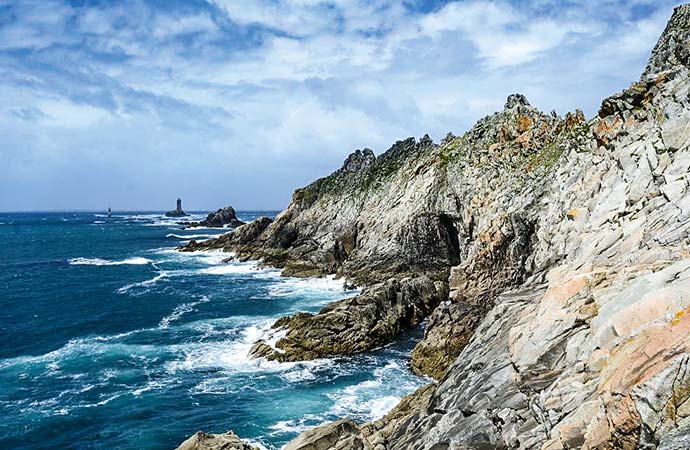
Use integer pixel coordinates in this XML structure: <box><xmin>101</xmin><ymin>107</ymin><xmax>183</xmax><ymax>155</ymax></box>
<box><xmin>0</xmin><ymin>212</ymin><xmax>426</xmax><ymax>450</ymax></box>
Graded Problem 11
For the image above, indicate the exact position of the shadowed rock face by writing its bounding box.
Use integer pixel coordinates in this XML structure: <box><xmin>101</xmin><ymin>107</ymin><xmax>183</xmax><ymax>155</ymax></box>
<box><xmin>250</xmin><ymin>277</ymin><xmax>448</xmax><ymax>362</ymax></box>
<box><xmin>178</xmin><ymin>6</ymin><xmax>690</xmax><ymax>450</ymax></box>
<box><xmin>183</xmin><ymin>216</ymin><xmax>273</xmax><ymax>255</ymax></box>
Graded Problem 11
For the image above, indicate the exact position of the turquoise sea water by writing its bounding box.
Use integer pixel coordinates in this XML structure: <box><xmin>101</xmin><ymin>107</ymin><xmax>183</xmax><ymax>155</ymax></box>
<box><xmin>0</xmin><ymin>212</ymin><xmax>426</xmax><ymax>450</ymax></box>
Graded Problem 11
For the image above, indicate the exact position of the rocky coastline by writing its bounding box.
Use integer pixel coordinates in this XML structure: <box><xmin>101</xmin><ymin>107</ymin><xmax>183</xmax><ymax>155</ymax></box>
<box><xmin>177</xmin><ymin>6</ymin><xmax>690</xmax><ymax>450</ymax></box>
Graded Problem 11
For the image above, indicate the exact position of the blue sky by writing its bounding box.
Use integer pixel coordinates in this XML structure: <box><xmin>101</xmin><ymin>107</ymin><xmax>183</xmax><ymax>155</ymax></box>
<box><xmin>0</xmin><ymin>0</ymin><xmax>684</xmax><ymax>211</ymax></box>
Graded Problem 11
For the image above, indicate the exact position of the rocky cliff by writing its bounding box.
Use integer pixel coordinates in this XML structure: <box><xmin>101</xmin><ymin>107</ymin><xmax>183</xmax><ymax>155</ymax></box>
<box><xmin>178</xmin><ymin>5</ymin><xmax>690</xmax><ymax>450</ymax></box>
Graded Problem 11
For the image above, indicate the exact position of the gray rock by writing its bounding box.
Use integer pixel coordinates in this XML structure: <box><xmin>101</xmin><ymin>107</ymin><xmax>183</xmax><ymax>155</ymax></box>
<box><xmin>177</xmin><ymin>8</ymin><xmax>690</xmax><ymax>450</ymax></box>
<box><xmin>181</xmin><ymin>217</ymin><xmax>273</xmax><ymax>254</ymax></box>
<box><xmin>643</xmin><ymin>4</ymin><xmax>690</xmax><ymax>79</ymax></box>
<box><xmin>184</xmin><ymin>205</ymin><xmax>245</xmax><ymax>228</ymax></box>
<box><xmin>257</xmin><ymin>277</ymin><xmax>448</xmax><ymax>362</ymax></box>
<box><xmin>175</xmin><ymin>430</ymin><xmax>259</xmax><ymax>450</ymax></box>
<box><xmin>505</xmin><ymin>93</ymin><xmax>530</xmax><ymax>109</ymax></box>
<box><xmin>283</xmin><ymin>419</ymin><xmax>365</xmax><ymax>450</ymax></box>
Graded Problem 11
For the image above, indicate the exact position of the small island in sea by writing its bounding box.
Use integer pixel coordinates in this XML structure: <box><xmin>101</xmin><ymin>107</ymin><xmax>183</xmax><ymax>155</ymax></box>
<box><xmin>165</xmin><ymin>198</ymin><xmax>189</xmax><ymax>218</ymax></box>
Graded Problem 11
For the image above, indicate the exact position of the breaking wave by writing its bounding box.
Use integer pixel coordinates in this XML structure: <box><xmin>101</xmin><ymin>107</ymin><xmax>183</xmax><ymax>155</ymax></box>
<box><xmin>69</xmin><ymin>257</ymin><xmax>152</xmax><ymax>266</ymax></box>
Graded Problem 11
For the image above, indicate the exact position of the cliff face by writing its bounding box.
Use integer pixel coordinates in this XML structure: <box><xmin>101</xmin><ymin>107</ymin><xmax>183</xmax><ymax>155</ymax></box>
<box><xmin>179</xmin><ymin>5</ymin><xmax>690</xmax><ymax>450</ymax></box>
<box><xmin>183</xmin><ymin>93</ymin><xmax>574</xmax><ymax>369</ymax></box>
<box><xmin>184</xmin><ymin>93</ymin><xmax>566</xmax><ymax>287</ymax></box>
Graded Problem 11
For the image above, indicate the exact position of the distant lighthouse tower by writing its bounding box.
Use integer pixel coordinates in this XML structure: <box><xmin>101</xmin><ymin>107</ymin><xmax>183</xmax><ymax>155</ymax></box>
<box><xmin>165</xmin><ymin>197</ymin><xmax>189</xmax><ymax>217</ymax></box>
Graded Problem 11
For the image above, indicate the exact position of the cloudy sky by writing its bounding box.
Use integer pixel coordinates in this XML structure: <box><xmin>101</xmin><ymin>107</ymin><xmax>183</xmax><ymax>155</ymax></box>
<box><xmin>0</xmin><ymin>0</ymin><xmax>684</xmax><ymax>211</ymax></box>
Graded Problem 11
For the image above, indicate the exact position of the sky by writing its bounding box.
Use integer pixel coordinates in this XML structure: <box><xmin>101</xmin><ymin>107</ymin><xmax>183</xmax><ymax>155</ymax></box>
<box><xmin>0</xmin><ymin>0</ymin><xmax>685</xmax><ymax>211</ymax></box>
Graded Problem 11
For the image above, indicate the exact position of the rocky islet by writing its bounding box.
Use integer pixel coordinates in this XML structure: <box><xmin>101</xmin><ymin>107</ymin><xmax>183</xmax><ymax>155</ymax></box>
<box><xmin>166</xmin><ymin>198</ymin><xmax>189</xmax><ymax>218</ymax></box>
<box><xmin>183</xmin><ymin>205</ymin><xmax>245</xmax><ymax>229</ymax></box>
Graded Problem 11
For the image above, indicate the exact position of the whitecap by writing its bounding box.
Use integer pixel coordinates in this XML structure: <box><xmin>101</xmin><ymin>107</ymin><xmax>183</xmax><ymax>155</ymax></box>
<box><xmin>124</xmin><ymin>214</ymin><xmax>163</xmax><ymax>220</ymax></box>
<box><xmin>266</xmin><ymin>275</ymin><xmax>355</xmax><ymax>303</ymax></box>
<box><xmin>159</xmin><ymin>296</ymin><xmax>210</xmax><ymax>329</ymax></box>
<box><xmin>201</xmin><ymin>262</ymin><xmax>273</xmax><ymax>276</ymax></box>
<box><xmin>150</xmin><ymin>248</ymin><xmax>232</xmax><ymax>265</ymax></box>
<box><xmin>190</xmin><ymin>376</ymin><xmax>242</xmax><ymax>395</ymax></box>
<box><xmin>69</xmin><ymin>257</ymin><xmax>151</xmax><ymax>266</ymax></box>
<box><xmin>117</xmin><ymin>271</ymin><xmax>168</xmax><ymax>294</ymax></box>
<box><xmin>268</xmin><ymin>417</ymin><xmax>325</xmax><ymax>436</ymax></box>
<box><xmin>131</xmin><ymin>379</ymin><xmax>172</xmax><ymax>397</ymax></box>
<box><xmin>279</xmin><ymin>367</ymin><xmax>318</xmax><ymax>383</ymax></box>
<box><xmin>142</xmin><ymin>221</ymin><xmax>178</xmax><ymax>227</ymax></box>
<box><xmin>165</xmin><ymin>321</ymin><xmax>330</xmax><ymax>375</ymax></box>
<box><xmin>0</xmin><ymin>338</ymin><xmax>159</xmax><ymax>373</ymax></box>
<box><xmin>325</xmin><ymin>361</ymin><xmax>425</xmax><ymax>421</ymax></box>
<box><xmin>166</xmin><ymin>233</ymin><xmax>226</xmax><ymax>240</ymax></box>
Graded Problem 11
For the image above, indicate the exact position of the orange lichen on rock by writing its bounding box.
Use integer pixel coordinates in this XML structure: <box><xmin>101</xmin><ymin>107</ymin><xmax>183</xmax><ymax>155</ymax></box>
<box><xmin>516</xmin><ymin>114</ymin><xmax>533</xmax><ymax>133</ymax></box>
<box><xmin>598</xmin><ymin>306</ymin><xmax>690</xmax><ymax>393</ymax></box>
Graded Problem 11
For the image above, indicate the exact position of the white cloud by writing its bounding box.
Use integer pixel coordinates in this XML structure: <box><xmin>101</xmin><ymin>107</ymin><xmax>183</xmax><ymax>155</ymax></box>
<box><xmin>0</xmin><ymin>0</ymin><xmax>686</xmax><ymax>210</ymax></box>
<box><xmin>153</xmin><ymin>12</ymin><xmax>219</xmax><ymax>39</ymax></box>
<box><xmin>419</xmin><ymin>0</ymin><xmax>597</xmax><ymax>68</ymax></box>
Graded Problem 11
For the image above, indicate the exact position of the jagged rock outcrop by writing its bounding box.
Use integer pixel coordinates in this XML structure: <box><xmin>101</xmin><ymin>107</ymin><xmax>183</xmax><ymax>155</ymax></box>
<box><xmin>181</xmin><ymin>135</ymin><xmax>463</xmax><ymax>282</ymax></box>
<box><xmin>166</xmin><ymin>198</ymin><xmax>188</xmax><ymax>217</ymax></box>
<box><xmin>175</xmin><ymin>430</ymin><xmax>259</xmax><ymax>450</ymax></box>
<box><xmin>183</xmin><ymin>217</ymin><xmax>273</xmax><ymax>256</ymax></box>
<box><xmin>178</xmin><ymin>5</ymin><xmax>690</xmax><ymax>450</ymax></box>
<box><xmin>643</xmin><ymin>5</ymin><xmax>690</xmax><ymax>79</ymax></box>
<box><xmin>249</xmin><ymin>277</ymin><xmax>448</xmax><ymax>362</ymax></box>
<box><xmin>283</xmin><ymin>420</ymin><xmax>365</xmax><ymax>450</ymax></box>
<box><xmin>184</xmin><ymin>205</ymin><xmax>245</xmax><ymax>228</ymax></box>
<box><xmin>181</xmin><ymin>84</ymin><xmax>569</xmax><ymax>370</ymax></box>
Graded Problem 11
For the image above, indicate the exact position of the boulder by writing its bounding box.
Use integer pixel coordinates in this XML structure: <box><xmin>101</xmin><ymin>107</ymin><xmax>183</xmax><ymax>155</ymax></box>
<box><xmin>283</xmin><ymin>419</ymin><xmax>365</xmax><ymax>450</ymax></box>
<box><xmin>185</xmin><ymin>205</ymin><xmax>245</xmax><ymax>228</ymax></box>
<box><xmin>248</xmin><ymin>341</ymin><xmax>274</xmax><ymax>359</ymax></box>
<box><xmin>175</xmin><ymin>431</ymin><xmax>258</xmax><ymax>450</ymax></box>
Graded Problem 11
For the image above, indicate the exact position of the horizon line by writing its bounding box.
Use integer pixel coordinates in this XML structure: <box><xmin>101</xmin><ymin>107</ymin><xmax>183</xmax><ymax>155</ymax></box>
<box><xmin>0</xmin><ymin>209</ymin><xmax>283</xmax><ymax>214</ymax></box>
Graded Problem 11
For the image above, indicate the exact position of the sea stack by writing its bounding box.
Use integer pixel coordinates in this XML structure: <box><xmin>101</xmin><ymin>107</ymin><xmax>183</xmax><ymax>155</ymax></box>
<box><xmin>165</xmin><ymin>198</ymin><xmax>188</xmax><ymax>217</ymax></box>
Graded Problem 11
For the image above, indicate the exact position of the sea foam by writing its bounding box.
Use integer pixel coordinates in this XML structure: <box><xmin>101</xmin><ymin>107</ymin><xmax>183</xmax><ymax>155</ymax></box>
<box><xmin>117</xmin><ymin>271</ymin><xmax>168</xmax><ymax>294</ymax></box>
<box><xmin>69</xmin><ymin>257</ymin><xmax>152</xmax><ymax>266</ymax></box>
<box><xmin>159</xmin><ymin>296</ymin><xmax>211</xmax><ymax>329</ymax></box>
<box><xmin>166</xmin><ymin>233</ymin><xmax>225</xmax><ymax>240</ymax></box>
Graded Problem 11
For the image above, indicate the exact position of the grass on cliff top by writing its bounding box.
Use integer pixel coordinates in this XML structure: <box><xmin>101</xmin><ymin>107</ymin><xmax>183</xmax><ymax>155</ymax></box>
<box><xmin>438</xmin><ymin>136</ymin><xmax>468</xmax><ymax>167</ymax></box>
<box><xmin>524</xmin><ymin>141</ymin><xmax>564</xmax><ymax>172</ymax></box>
<box><xmin>295</xmin><ymin>155</ymin><xmax>409</xmax><ymax>204</ymax></box>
